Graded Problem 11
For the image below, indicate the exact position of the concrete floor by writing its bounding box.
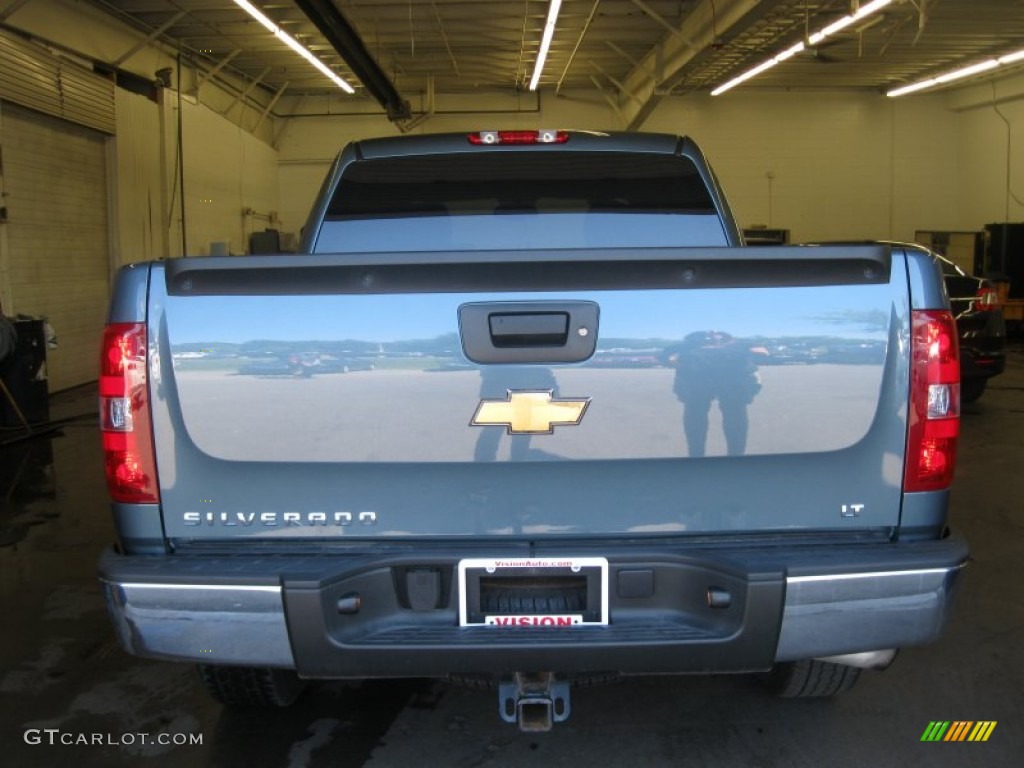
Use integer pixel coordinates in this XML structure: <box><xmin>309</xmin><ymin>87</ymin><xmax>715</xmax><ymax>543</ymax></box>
<box><xmin>1</xmin><ymin>346</ymin><xmax>1022</xmax><ymax>767</ymax></box>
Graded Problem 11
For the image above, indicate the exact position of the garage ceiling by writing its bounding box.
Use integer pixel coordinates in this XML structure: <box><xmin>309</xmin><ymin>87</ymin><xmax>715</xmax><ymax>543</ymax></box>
<box><xmin>81</xmin><ymin>0</ymin><xmax>1024</xmax><ymax>117</ymax></box>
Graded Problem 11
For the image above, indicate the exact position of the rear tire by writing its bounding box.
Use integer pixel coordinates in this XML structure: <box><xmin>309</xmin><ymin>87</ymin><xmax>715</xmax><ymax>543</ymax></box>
<box><xmin>762</xmin><ymin>659</ymin><xmax>861</xmax><ymax>698</ymax></box>
<box><xmin>198</xmin><ymin>665</ymin><xmax>307</xmax><ymax>707</ymax></box>
<box><xmin>960</xmin><ymin>378</ymin><xmax>987</xmax><ymax>403</ymax></box>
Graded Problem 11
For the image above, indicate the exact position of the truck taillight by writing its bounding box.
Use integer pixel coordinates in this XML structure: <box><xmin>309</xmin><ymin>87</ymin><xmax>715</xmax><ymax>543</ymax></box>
<box><xmin>904</xmin><ymin>310</ymin><xmax>959</xmax><ymax>493</ymax></box>
<box><xmin>467</xmin><ymin>130</ymin><xmax>569</xmax><ymax>145</ymax></box>
<box><xmin>100</xmin><ymin>323</ymin><xmax>159</xmax><ymax>503</ymax></box>
<box><xmin>975</xmin><ymin>283</ymin><xmax>1000</xmax><ymax>311</ymax></box>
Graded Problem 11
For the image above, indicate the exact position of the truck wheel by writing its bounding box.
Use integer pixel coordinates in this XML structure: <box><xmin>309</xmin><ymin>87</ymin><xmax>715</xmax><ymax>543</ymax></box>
<box><xmin>197</xmin><ymin>664</ymin><xmax>307</xmax><ymax>707</ymax></box>
<box><xmin>762</xmin><ymin>659</ymin><xmax>861</xmax><ymax>698</ymax></box>
<box><xmin>960</xmin><ymin>378</ymin><xmax>987</xmax><ymax>403</ymax></box>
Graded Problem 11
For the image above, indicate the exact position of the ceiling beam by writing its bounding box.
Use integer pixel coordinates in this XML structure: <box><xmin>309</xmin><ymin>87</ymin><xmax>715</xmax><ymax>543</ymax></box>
<box><xmin>431</xmin><ymin>2</ymin><xmax>460</xmax><ymax>77</ymax></box>
<box><xmin>113</xmin><ymin>9</ymin><xmax>186</xmax><ymax>65</ymax></box>
<box><xmin>0</xmin><ymin>0</ymin><xmax>34</xmax><ymax>23</ymax></box>
<box><xmin>556</xmin><ymin>0</ymin><xmax>601</xmax><ymax>95</ymax></box>
<box><xmin>398</xmin><ymin>74</ymin><xmax>435</xmax><ymax>133</ymax></box>
<box><xmin>589</xmin><ymin>59</ymin><xmax>644</xmax><ymax>106</ymax></box>
<box><xmin>630</xmin><ymin>0</ymin><xmax>695</xmax><ymax>50</ymax></box>
<box><xmin>253</xmin><ymin>81</ymin><xmax>289</xmax><ymax>131</ymax></box>
<box><xmin>223</xmin><ymin>65</ymin><xmax>271</xmax><ymax>117</ymax></box>
<box><xmin>605</xmin><ymin>39</ymin><xmax>658</xmax><ymax>81</ymax></box>
<box><xmin>620</xmin><ymin>0</ymin><xmax>762</xmax><ymax>130</ymax></box>
<box><xmin>590</xmin><ymin>74</ymin><xmax>624</xmax><ymax>123</ymax></box>
<box><xmin>294</xmin><ymin>0</ymin><xmax>411</xmax><ymax>120</ymax></box>
<box><xmin>195</xmin><ymin>48</ymin><xmax>242</xmax><ymax>91</ymax></box>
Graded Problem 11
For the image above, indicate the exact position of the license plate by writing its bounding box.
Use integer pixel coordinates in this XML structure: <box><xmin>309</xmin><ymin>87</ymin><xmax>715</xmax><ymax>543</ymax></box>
<box><xmin>457</xmin><ymin>557</ymin><xmax>609</xmax><ymax>627</ymax></box>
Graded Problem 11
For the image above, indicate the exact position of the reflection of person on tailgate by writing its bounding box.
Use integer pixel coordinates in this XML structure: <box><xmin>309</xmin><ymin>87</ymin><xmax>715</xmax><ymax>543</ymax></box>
<box><xmin>662</xmin><ymin>331</ymin><xmax>768</xmax><ymax>457</ymax></box>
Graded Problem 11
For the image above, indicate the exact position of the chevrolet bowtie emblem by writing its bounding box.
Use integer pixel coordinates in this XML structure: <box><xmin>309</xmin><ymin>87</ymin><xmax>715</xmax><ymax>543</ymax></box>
<box><xmin>471</xmin><ymin>390</ymin><xmax>590</xmax><ymax>435</ymax></box>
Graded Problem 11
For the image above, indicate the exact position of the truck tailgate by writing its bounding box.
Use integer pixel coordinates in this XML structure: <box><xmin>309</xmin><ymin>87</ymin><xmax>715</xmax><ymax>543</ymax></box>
<box><xmin>151</xmin><ymin>245</ymin><xmax>909</xmax><ymax>541</ymax></box>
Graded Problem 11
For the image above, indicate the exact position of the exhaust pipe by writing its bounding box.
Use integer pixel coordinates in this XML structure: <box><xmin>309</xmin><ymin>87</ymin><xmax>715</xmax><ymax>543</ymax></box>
<box><xmin>816</xmin><ymin>649</ymin><xmax>898</xmax><ymax>670</ymax></box>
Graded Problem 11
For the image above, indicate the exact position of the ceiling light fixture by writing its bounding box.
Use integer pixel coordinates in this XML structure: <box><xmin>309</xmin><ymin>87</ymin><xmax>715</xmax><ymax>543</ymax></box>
<box><xmin>711</xmin><ymin>0</ymin><xmax>892</xmax><ymax>96</ymax></box>
<box><xmin>529</xmin><ymin>0</ymin><xmax>563</xmax><ymax>91</ymax></box>
<box><xmin>233</xmin><ymin>0</ymin><xmax>354</xmax><ymax>93</ymax></box>
<box><xmin>887</xmin><ymin>48</ymin><xmax>1024</xmax><ymax>97</ymax></box>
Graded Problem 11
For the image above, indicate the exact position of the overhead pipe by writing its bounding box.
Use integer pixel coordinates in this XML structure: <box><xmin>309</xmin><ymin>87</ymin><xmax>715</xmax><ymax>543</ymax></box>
<box><xmin>293</xmin><ymin>0</ymin><xmax>411</xmax><ymax>121</ymax></box>
<box><xmin>275</xmin><ymin>104</ymin><xmax>543</xmax><ymax>121</ymax></box>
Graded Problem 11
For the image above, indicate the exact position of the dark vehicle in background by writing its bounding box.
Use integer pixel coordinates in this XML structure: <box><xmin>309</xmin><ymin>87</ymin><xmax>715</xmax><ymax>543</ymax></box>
<box><xmin>936</xmin><ymin>251</ymin><xmax>1006</xmax><ymax>403</ymax></box>
<box><xmin>814</xmin><ymin>241</ymin><xmax>1006</xmax><ymax>402</ymax></box>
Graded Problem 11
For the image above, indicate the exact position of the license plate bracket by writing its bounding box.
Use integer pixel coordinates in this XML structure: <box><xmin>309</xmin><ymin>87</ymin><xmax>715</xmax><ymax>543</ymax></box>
<box><xmin>457</xmin><ymin>557</ymin><xmax>609</xmax><ymax>627</ymax></box>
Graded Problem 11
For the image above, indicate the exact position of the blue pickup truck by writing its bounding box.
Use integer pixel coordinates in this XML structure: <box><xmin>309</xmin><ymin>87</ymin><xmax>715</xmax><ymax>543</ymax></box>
<box><xmin>98</xmin><ymin>130</ymin><xmax>966</xmax><ymax>731</ymax></box>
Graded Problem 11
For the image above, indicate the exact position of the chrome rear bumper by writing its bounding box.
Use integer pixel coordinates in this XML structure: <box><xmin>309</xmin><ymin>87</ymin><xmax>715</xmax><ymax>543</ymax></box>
<box><xmin>775</xmin><ymin>565</ymin><xmax>964</xmax><ymax>662</ymax></box>
<box><xmin>99</xmin><ymin>539</ymin><xmax>966</xmax><ymax>671</ymax></box>
<box><xmin>101</xmin><ymin>581</ymin><xmax>295</xmax><ymax>667</ymax></box>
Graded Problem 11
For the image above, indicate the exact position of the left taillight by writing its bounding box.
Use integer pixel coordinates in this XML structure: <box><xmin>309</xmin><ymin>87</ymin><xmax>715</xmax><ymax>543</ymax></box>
<box><xmin>100</xmin><ymin>323</ymin><xmax>159</xmax><ymax>503</ymax></box>
<box><xmin>904</xmin><ymin>310</ymin><xmax>960</xmax><ymax>493</ymax></box>
<box><xmin>975</xmin><ymin>282</ymin><xmax>1000</xmax><ymax>311</ymax></box>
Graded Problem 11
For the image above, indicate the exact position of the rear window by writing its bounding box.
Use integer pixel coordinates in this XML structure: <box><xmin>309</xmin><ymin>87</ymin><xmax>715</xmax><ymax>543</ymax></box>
<box><xmin>314</xmin><ymin>151</ymin><xmax>726</xmax><ymax>252</ymax></box>
<box><xmin>326</xmin><ymin>152</ymin><xmax>716</xmax><ymax>219</ymax></box>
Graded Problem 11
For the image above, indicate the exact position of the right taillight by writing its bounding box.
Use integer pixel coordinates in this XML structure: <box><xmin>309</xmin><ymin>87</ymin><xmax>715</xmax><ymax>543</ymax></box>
<box><xmin>904</xmin><ymin>310</ymin><xmax>960</xmax><ymax>492</ymax></box>
<box><xmin>100</xmin><ymin>323</ymin><xmax>159</xmax><ymax>504</ymax></box>
<box><xmin>975</xmin><ymin>283</ymin><xmax>1000</xmax><ymax>311</ymax></box>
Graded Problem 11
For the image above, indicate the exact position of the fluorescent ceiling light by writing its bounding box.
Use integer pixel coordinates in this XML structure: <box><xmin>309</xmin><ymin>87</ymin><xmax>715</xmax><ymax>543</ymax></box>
<box><xmin>886</xmin><ymin>79</ymin><xmax>937</xmax><ymax>97</ymax></box>
<box><xmin>529</xmin><ymin>0</ymin><xmax>563</xmax><ymax>92</ymax></box>
<box><xmin>887</xmin><ymin>47</ymin><xmax>1024</xmax><ymax>97</ymax></box>
<box><xmin>233</xmin><ymin>0</ymin><xmax>354</xmax><ymax>93</ymax></box>
<box><xmin>712</xmin><ymin>0</ymin><xmax>892</xmax><ymax>96</ymax></box>
<box><xmin>934</xmin><ymin>59</ymin><xmax>999</xmax><ymax>83</ymax></box>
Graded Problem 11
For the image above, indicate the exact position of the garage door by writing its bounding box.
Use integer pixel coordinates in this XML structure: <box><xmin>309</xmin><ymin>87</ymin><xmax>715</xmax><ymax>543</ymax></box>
<box><xmin>1</xmin><ymin>102</ymin><xmax>111</xmax><ymax>391</ymax></box>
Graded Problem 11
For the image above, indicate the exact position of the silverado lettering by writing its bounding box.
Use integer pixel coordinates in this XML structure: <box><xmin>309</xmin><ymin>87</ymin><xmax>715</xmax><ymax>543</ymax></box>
<box><xmin>181</xmin><ymin>511</ymin><xmax>377</xmax><ymax>527</ymax></box>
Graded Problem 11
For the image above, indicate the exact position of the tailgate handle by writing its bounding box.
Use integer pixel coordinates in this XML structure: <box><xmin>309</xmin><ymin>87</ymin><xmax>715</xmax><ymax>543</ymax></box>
<box><xmin>459</xmin><ymin>301</ymin><xmax>599</xmax><ymax>364</ymax></box>
<box><xmin>489</xmin><ymin>312</ymin><xmax>568</xmax><ymax>347</ymax></box>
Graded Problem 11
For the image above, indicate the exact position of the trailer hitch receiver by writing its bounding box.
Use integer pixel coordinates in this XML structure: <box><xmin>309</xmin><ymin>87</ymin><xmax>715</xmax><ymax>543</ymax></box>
<box><xmin>498</xmin><ymin>672</ymin><xmax>570</xmax><ymax>731</ymax></box>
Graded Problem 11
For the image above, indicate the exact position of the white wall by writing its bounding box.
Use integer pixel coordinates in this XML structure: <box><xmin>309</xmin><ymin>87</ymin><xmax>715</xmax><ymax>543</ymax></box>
<box><xmin>7</xmin><ymin>0</ymin><xmax>282</xmax><ymax>262</ymax></box>
<box><xmin>277</xmin><ymin>76</ymin><xmax>1024</xmax><ymax>246</ymax></box>
<box><xmin>113</xmin><ymin>92</ymin><xmax>281</xmax><ymax>260</ymax></box>
<box><xmin>651</xmin><ymin>78</ymin><xmax>1023</xmax><ymax>239</ymax></box>
<box><xmin>642</xmin><ymin>91</ymin><xmax>963</xmax><ymax>242</ymax></box>
<box><xmin>949</xmin><ymin>72</ymin><xmax>1024</xmax><ymax>229</ymax></box>
<box><xmin>6</xmin><ymin>0</ymin><xmax>277</xmax><ymax>144</ymax></box>
<box><xmin>178</xmin><ymin>99</ymin><xmax>280</xmax><ymax>256</ymax></box>
<box><xmin>10</xmin><ymin>0</ymin><xmax>1023</xmax><ymax>251</ymax></box>
<box><xmin>275</xmin><ymin>87</ymin><xmax>964</xmax><ymax>244</ymax></box>
<box><xmin>112</xmin><ymin>89</ymin><xmax>164</xmax><ymax>264</ymax></box>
